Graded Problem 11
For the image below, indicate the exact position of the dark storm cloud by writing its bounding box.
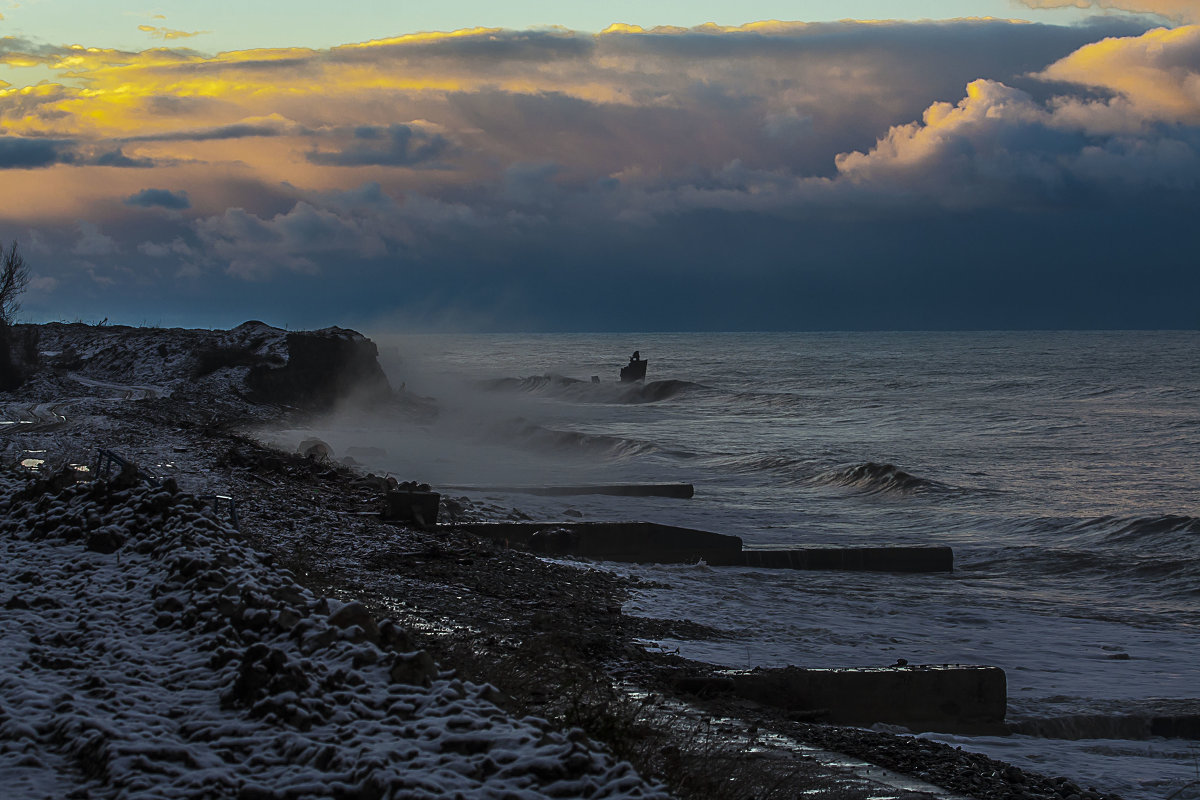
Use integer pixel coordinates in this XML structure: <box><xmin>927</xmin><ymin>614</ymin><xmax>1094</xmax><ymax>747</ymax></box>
<box><xmin>193</xmin><ymin>200</ymin><xmax>392</xmax><ymax>279</ymax></box>
<box><xmin>305</xmin><ymin>124</ymin><xmax>453</xmax><ymax>167</ymax></box>
<box><xmin>89</xmin><ymin>148</ymin><xmax>158</xmax><ymax>168</ymax></box>
<box><xmin>124</xmin><ymin>188</ymin><xmax>191</xmax><ymax>210</ymax></box>
<box><xmin>122</xmin><ymin>121</ymin><xmax>300</xmax><ymax>143</ymax></box>
<box><xmin>10</xmin><ymin>18</ymin><xmax>1200</xmax><ymax>330</ymax></box>
<box><xmin>0</xmin><ymin>136</ymin><xmax>74</xmax><ymax>168</ymax></box>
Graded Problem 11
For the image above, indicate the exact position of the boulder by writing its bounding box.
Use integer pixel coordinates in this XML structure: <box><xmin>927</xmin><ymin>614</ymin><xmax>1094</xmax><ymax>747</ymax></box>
<box><xmin>87</xmin><ymin>529</ymin><xmax>126</xmax><ymax>554</ymax></box>
<box><xmin>328</xmin><ymin>601</ymin><xmax>380</xmax><ymax>643</ymax></box>
<box><xmin>388</xmin><ymin>651</ymin><xmax>437</xmax><ymax>687</ymax></box>
<box><xmin>298</xmin><ymin>439</ymin><xmax>332</xmax><ymax>461</ymax></box>
<box><xmin>245</xmin><ymin>328</ymin><xmax>392</xmax><ymax>410</ymax></box>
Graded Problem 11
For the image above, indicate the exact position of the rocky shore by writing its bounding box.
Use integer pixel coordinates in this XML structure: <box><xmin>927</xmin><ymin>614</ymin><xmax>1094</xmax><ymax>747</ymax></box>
<box><xmin>0</xmin><ymin>465</ymin><xmax>674</xmax><ymax>799</ymax></box>
<box><xmin>0</xmin><ymin>321</ymin><xmax>1126</xmax><ymax>800</ymax></box>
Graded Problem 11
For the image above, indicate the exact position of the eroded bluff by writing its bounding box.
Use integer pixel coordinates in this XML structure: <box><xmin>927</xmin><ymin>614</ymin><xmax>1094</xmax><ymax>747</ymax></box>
<box><xmin>245</xmin><ymin>327</ymin><xmax>391</xmax><ymax>410</ymax></box>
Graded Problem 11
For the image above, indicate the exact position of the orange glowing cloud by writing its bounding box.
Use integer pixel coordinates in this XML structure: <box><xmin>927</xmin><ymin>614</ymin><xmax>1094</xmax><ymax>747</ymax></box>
<box><xmin>834</xmin><ymin>24</ymin><xmax>1200</xmax><ymax>205</ymax></box>
<box><xmin>1036</xmin><ymin>24</ymin><xmax>1200</xmax><ymax>124</ymax></box>
<box><xmin>834</xmin><ymin>79</ymin><xmax>1048</xmax><ymax>191</ymax></box>
<box><xmin>3</xmin><ymin>15</ymin><xmax>1197</xmax><ymax>288</ymax></box>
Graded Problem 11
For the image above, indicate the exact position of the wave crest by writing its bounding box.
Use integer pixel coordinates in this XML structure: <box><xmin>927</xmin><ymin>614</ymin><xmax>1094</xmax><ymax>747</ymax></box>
<box><xmin>496</xmin><ymin>419</ymin><xmax>658</xmax><ymax>459</ymax></box>
<box><xmin>814</xmin><ymin>462</ymin><xmax>950</xmax><ymax>495</ymax></box>
<box><xmin>1047</xmin><ymin>514</ymin><xmax>1200</xmax><ymax>546</ymax></box>
<box><xmin>481</xmin><ymin>375</ymin><xmax>706</xmax><ymax>404</ymax></box>
<box><xmin>481</xmin><ymin>374</ymin><xmax>582</xmax><ymax>394</ymax></box>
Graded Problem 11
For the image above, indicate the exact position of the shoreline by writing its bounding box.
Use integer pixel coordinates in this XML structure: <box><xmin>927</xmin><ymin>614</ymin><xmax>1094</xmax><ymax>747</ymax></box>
<box><xmin>0</xmin><ymin>321</ymin><xmax>1129</xmax><ymax>800</ymax></box>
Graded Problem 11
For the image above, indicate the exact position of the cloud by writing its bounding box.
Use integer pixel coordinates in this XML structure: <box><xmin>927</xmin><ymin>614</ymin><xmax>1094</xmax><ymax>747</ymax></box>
<box><xmin>830</xmin><ymin>24</ymin><xmax>1200</xmax><ymax>205</ymax></box>
<box><xmin>305</xmin><ymin>124</ymin><xmax>452</xmax><ymax>167</ymax></box>
<box><xmin>121</xmin><ymin>118</ymin><xmax>302</xmax><ymax>143</ymax></box>
<box><xmin>4</xmin><ymin>18</ymin><xmax>1199</xmax><ymax>330</ymax></box>
<box><xmin>28</xmin><ymin>275</ymin><xmax>58</xmax><ymax>293</ymax></box>
<box><xmin>138</xmin><ymin>237</ymin><xmax>194</xmax><ymax>257</ymax></box>
<box><xmin>137</xmin><ymin>25</ymin><xmax>208</xmax><ymax>41</ymax></box>
<box><xmin>89</xmin><ymin>147</ymin><xmax>157</xmax><ymax>168</ymax></box>
<box><xmin>0</xmin><ymin>137</ymin><xmax>163</xmax><ymax>170</ymax></box>
<box><xmin>1036</xmin><ymin>24</ymin><xmax>1200</xmax><ymax>124</ymax></box>
<box><xmin>834</xmin><ymin>80</ymin><xmax>1061</xmax><ymax>199</ymax></box>
<box><xmin>1020</xmin><ymin>0</ymin><xmax>1200</xmax><ymax>24</ymax></box>
<box><xmin>0</xmin><ymin>136</ymin><xmax>74</xmax><ymax>168</ymax></box>
<box><xmin>72</xmin><ymin>221</ymin><xmax>117</xmax><ymax>257</ymax></box>
<box><xmin>834</xmin><ymin>81</ymin><xmax>1200</xmax><ymax>206</ymax></box>
<box><xmin>193</xmin><ymin>201</ymin><xmax>389</xmax><ymax>279</ymax></box>
<box><xmin>124</xmin><ymin>188</ymin><xmax>191</xmax><ymax>210</ymax></box>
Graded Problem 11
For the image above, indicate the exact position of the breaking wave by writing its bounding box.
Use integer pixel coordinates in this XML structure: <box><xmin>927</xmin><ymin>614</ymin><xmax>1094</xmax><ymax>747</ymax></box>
<box><xmin>700</xmin><ymin>456</ymin><xmax>979</xmax><ymax>494</ymax></box>
<box><xmin>481</xmin><ymin>374</ymin><xmax>581</xmax><ymax>394</ymax></box>
<box><xmin>972</xmin><ymin>545</ymin><xmax>1199</xmax><ymax>588</ymax></box>
<box><xmin>971</xmin><ymin>515</ymin><xmax>1200</xmax><ymax>592</ymax></box>
<box><xmin>1069</xmin><ymin>514</ymin><xmax>1200</xmax><ymax>544</ymax></box>
<box><xmin>703</xmin><ymin>453</ymin><xmax>816</xmax><ymax>485</ymax></box>
<box><xmin>711</xmin><ymin>453</ymin><xmax>810</xmax><ymax>474</ymax></box>
<box><xmin>813</xmin><ymin>462</ymin><xmax>954</xmax><ymax>495</ymax></box>
<box><xmin>481</xmin><ymin>375</ymin><xmax>706</xmax><ymax>404</ymax></box>
<box><xmin>1009</xmin><ymin>713</ymin><xmax>1200</xmax><ymax>741</ymax></box>
<box><xmin>1028</xmin><ymin>514</ymin><xmax>1200</xmax><ymax>549</ymax></box>
<box><xmin>493</xmin><ymin>418</ymin><xmax>659</xmax><ymax>459</ymax></box>
<box><xmin>623</xmin><ymin>379</ymin><xmax>705</xmax><ymax>404</ymax></box>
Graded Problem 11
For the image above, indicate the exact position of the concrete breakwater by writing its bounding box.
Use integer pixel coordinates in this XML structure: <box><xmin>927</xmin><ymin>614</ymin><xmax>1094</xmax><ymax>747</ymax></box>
<box><xmin>442</xmin><ymin>483</ymin><xmax>696</xmax><ymax>498</ymax></box>
<box><xmin>720</xmin><ymin>665</ymin><xmax>1008</xmax><ymax>735</ymax></box>
<box><xmin>457</xmin><ymin>520</ymin><xmax>995</xmax><ymax>733</ymax></box>
<box><xmin>455</xmin><ymin>520</ymin><xmax>954</xmax><ymax>573</ymax></box>
<box><xmin>331</xmin><ymin>460</ymin><xmax>983</xmax><ymax>735</ymax></box>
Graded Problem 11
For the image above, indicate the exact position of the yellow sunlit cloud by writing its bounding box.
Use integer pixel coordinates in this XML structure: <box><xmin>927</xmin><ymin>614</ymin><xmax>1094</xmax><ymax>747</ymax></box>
<box><xmin>335</xmin><ymin>26</ymin><xmax>505</xmax><ymax>50</ymax></box>
<box><xmin>1037</xmin><ymin>24</ymin><xmax>1200</xmax><ymax>122</ymax></box>
<box><xmin>835</xmin><ymin>79</ymin><xmax>1046</xmax><ymax>181</ymax></box>
<box><xmin>138</xmin><ymin>25</ymin><xmax>209</xmax><ymax>41</ymax></box>
<box><xmin>1</xmin><ymin>16</ymin><xmax>1196</xmax><ymax>254</ymax></box>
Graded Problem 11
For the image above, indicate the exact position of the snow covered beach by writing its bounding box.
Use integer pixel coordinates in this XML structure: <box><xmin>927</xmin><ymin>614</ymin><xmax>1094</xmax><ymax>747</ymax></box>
<box><xmin>0</xmin><ymin>468</ymin><xmax>666</xmax><ymax>799</ymax></box>
<box><xmin>0</xmin><ymin>322</ymin><xmax>1151</xmax><ymax>800</ymax></box>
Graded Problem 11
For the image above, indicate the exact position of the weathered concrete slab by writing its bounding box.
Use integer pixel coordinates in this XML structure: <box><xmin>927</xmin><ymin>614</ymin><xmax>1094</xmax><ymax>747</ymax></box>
<box><xmin>719</xmin><ymin>546</ymin><xmax>954</xmax><ymax>573</ymax></box>
<box><xmin>731</xmin><ymin>664</ymin><xmax>1007</xmax><ymax>734</ymax></box>
<box><xmin>1151</xmin><ymin>715</ymin><xmax>1200</xmax><ymax>740</ymax></box>
<box><xmin>457</xmin><ymin>521</ymin><xmax>741</xmax><ymax>563</ymax></box>
<box><xmin>446</xmin><ymin>483</ymin><xmax>695</xmax><ymax>498</ymax></box>
<box><xmin>457</xmin><ymin>522</ymin><xmax>954</xmax><ymax>572</ymax></box>
<box><xmin>383</xmin><ymin>490</ymin><xmax>440</xmax><ymax>527</ymax></box>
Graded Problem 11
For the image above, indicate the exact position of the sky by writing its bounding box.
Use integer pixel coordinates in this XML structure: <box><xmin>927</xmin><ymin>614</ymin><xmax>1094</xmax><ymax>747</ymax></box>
<box><xmin>1</xmin><ymin>1</ymin><xmax>1198</xmax><ymax>331</ymax></box>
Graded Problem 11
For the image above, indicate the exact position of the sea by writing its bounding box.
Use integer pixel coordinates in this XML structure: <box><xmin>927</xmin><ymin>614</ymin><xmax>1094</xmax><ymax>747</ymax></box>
<box><xmin>288</xmin><ymin>331</ymin><xmax>1200</xmax><ymax>800</ymax></box>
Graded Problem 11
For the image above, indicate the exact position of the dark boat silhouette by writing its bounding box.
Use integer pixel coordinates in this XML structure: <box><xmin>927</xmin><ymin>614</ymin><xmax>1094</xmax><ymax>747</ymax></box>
<box><xmin>620</xmin><ymin>351</ymin><xmax>648</xmax><ymax>382</ymax></box>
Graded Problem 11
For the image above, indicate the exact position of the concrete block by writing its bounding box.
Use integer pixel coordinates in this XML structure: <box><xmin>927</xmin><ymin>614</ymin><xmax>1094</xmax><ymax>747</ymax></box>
<box><xmin>458</xmin><ymin>521</ymin><xmax>742</xmax><ymax>563</ymax></box>
<box><xmin>724</xmin><ymin>547</ymin><xmax>954</xmax><ymax>573</ymax></box>
<box><xmin>730</xmin><ymin>664</ymin><xmax>1006</xmax><ymax>734</ymax></box>
<box><xmin>458</xmin><ymin>523</ymin><xmax>954</xmax><ymax>572</ymax></box>
<box><xmin>1150</xmin><ymin>715</ymin><xmax>1200</xmax><ymax>740</ymax></box>
<box><xmin>444</xmin><ymin>483</ymin><xmax>694</xmax><ymax>498</ymax></box>
<box><xmin>521</xmin><ymin>483</ymin><xmax>695</xmax><ymax>499</ymax></box>
<box><xmin>383</xmin><ymin>490</ymin><xmax>440</xmax><ymax>527</ymax></box>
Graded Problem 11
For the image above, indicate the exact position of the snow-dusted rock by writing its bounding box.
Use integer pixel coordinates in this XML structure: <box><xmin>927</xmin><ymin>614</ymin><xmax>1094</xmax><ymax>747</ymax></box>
<box><xmin>0</xmin><ymin>468</ymin><xmax>671</xmax><ymax>799</ymax></box>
